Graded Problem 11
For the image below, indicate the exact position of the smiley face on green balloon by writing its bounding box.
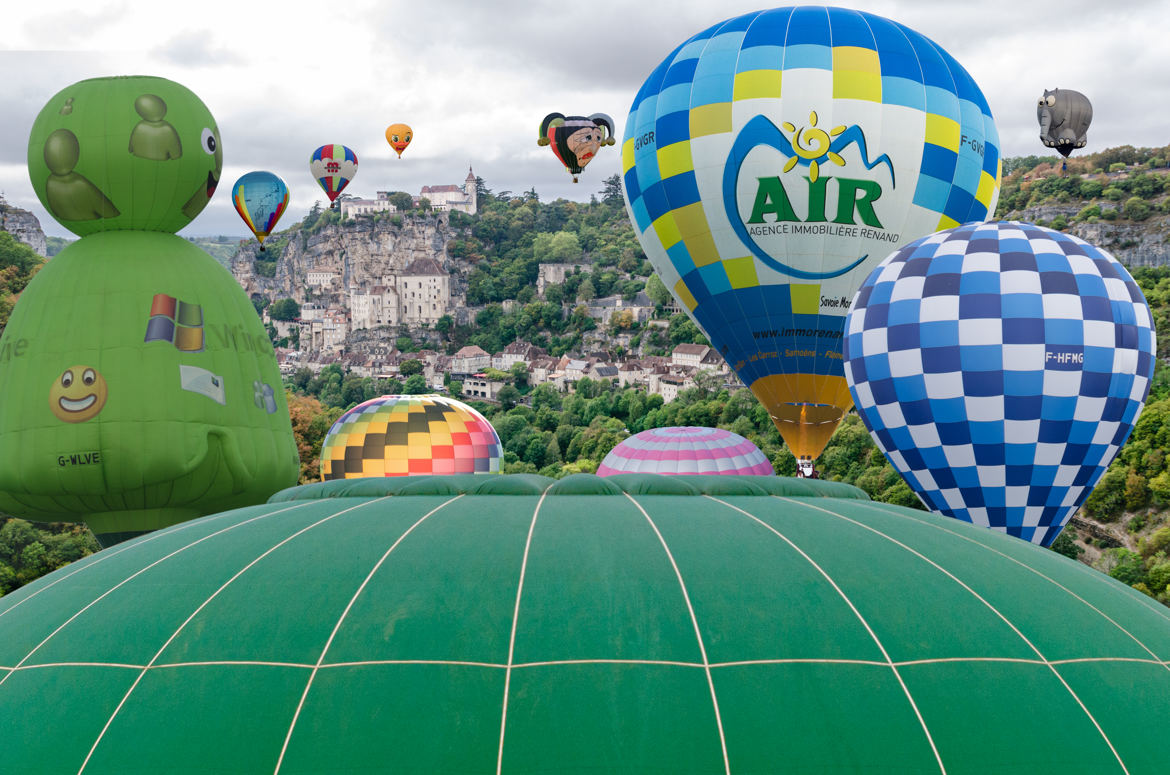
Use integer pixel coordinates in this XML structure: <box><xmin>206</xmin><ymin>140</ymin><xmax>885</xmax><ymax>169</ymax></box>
<box><xmin>28</xmin><ymin>75</ymin><xmax>223</xmax><ymax>235</ymax></box>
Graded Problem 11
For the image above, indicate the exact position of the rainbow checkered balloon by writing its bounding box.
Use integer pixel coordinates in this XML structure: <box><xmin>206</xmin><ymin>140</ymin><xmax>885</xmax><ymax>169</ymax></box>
<box><xmin>623</xmin><ymin>6</ymin><xmax>1000</xmax><ymax>463</ymax></box>
<box><xmin>597</xmin><ymin>426</ymin><xmax>774</xmax><ymax>476</ymax></box>
<box><xmin>320</xmin><ymin>395</ymin><xmax>502</xmax><ymax>479</ymax></box>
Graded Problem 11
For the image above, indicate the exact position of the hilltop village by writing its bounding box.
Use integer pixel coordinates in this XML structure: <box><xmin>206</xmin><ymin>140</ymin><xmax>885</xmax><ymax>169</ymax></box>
<box><xmin>227</xmin><ymin>170</ymin><xmax>738</xmax><ymax>404</ymax></box>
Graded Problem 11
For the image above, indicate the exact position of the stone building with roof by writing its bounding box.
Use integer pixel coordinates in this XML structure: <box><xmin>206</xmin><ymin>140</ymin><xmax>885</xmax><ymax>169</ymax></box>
<box><xmin>419</xmin><ymin>167</ymin><xmax>477</xmax><ymax>215</ymax></box>
<box><xmin>350</xmin><ymin>258</ymin><xmax>450</xmax><ymax>331</ymax></box>
<box><xmin>398</xmin><ymin>257</ymin><xmax>450</xmax><ymax>326</ymax></box>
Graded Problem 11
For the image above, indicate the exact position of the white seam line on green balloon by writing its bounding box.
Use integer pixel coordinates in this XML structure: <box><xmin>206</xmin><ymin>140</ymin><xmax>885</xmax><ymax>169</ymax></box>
<box><xmin>783</xmin><ymin>496</ymin><xmax>1131</xmax><ymax>775</ymax></box>
<box><xmin>0</xmin><ymin>504</ymin><xmax>244</xmax><ymax>626</ymax></box>
<box><xmin>11</xmin><ymin>654</ymin><xmax>1170</xmax><ymax>676</ymax></box>
<box><xmin>627</xmin><ymin>493</ymin><xmax>731</xmax><ymax>775</ymax></box>
<box><xmin>495</xmin><ymin>489</ymin><xmax>548</xmax><ymax>775</ymax></box>
<box><xmin>706</xmin><ymin>494</ymin><xmax>946</xmax><ymax>775</ymax></box>
<box><xmin>272</xmin><ymin>494</ymin><xmax>463</xmax><ymax>775</ymax></box>
<box><xmin>75</xmin><ymin>496</ymin><xmax>394</xmax><ymax>775</ymax></box>
<box><xmin>6</xmin><ymin>662</ymin><xmax>148</xmax><ymax>670</ymax></box>
<box><xmin>855</xmin><ymin>499</ymin><xmax>1170</xmax><ymax>662</ymax></box>
<box><xmin>0</xmin><ymin>501</ymin><xmax>316</xmax><ymax>696</ymax></box>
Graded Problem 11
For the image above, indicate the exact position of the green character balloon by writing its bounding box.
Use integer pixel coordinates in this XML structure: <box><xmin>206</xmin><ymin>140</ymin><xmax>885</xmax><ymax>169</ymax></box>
<box><xmin>0</xmin><ymin>76</ymin><xmax>299</xmax><ymax>546</ymax></box>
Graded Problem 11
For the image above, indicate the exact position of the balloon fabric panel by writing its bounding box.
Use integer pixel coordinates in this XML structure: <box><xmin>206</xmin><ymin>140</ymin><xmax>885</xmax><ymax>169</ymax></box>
<box><xmin>843</xmin><ymin>221</ymin><xmax>1155</xmax><ymax>546</ymax></box>
<box><xmin>621</xmin><ymin>7</ymin><xmax>1000</xmax><ymax>461</ymax></box>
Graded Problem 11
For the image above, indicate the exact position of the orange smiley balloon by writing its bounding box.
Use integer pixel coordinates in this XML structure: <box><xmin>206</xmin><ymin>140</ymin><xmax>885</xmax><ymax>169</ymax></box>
<box><xmin>385</xmin><ymin>123</ymin><xmax>413</xmax><ymax>158</ymax></box>
<box><xmin>49</xmin><ymin>365</ymin><xmax>108</xmax><ymax>423</ymax></box>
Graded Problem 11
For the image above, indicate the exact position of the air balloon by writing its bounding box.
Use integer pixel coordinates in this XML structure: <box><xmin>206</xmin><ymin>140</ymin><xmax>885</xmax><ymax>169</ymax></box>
<box><xmin>597</xmin><ymin>426</ymin><xmax>774</xmax><ymax>476</ymax></box>
<box><xmin>232</xmin><ymin>170</ymin><xmax>289</xmax><ymax>251</ymax></box>
<box><xmin>320</xmin><ymin>394</ymin><xmax>502</xmax><ymax>479</ymax></box>
<box><xmin>309</xmin><ymin>144</ymin><xmax>358</xmax><ymax>207</ymax></box>
<box><xmin>0</xmin><ymin>75</ymin><xmax>299</xmax><ymax>547</ymax></box>
<box><xmin>538</xmin><ymin>113</ymin><xmax>616</xmax><ymax>182</ymax></box>
<box><xmin>843</xmin><ymin>221</ymin><xmax>1155</xmax><ymax>546</ymax></box>
<box><xmin>385</xmin><ymin>123</ymin><xmax>413</xmax><ymax>158</ymax></box>
<box><xmin>1038</xmin><ymin>88</ymin><xmax>1092</xmax><ymax>158</ymax></box>
<box><xmin>622</xmin><ymin>6</ymin><xmax>1001</xmax><ymax>468</ymax></box>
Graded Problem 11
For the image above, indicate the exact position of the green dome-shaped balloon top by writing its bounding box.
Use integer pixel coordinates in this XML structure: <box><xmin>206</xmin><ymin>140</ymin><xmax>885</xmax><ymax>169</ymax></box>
<box><xmin>27</xmin><ymin>75</ymin><xmax>222</xmax><ymax>235</ymax></box>
<box><xmin>2</xmin><ymin>474</ymin><xmax>1169</xmax><ymax>773</ymax></box>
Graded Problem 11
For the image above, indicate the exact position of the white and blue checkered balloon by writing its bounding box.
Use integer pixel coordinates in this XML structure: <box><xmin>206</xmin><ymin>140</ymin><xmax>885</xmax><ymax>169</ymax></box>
<box><xmin>844</xmin><ymin>221</ymin><xmax>1155</xmax><ymax>546</ymax></box>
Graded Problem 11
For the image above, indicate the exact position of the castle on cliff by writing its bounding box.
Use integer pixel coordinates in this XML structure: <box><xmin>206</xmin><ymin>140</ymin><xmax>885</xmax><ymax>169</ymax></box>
<box><xmin>341</xmin><ymin>168</ymin><xmax>477</xmax><ymax>218</ymax></box>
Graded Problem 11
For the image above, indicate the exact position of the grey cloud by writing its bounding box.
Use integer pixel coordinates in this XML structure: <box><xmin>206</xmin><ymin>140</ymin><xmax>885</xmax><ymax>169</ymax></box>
<box><xmin>152</xmin><ymin>31</ymin><xmax>244</xmax><ymax>68</ymax></box>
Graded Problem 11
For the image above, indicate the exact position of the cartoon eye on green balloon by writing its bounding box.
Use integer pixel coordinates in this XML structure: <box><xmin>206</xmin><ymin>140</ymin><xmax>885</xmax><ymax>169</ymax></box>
<box><xmin>27</xmin><ymin>75</ymin><xmax>223</xmax><ymax>235</ymax></box>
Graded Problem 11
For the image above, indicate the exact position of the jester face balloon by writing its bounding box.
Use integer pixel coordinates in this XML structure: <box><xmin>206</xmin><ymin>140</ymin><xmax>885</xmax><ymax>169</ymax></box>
<box><xmin>0</xmin><ymin>77</ymin><xmax>298</xmax><ymax>547</ymax></box>
<box><xmin>321</xmin><ymin>395</ymin><xmax>502</xmax><ymax>479</ymax></box>
<box><xmin>232</xmin><ymin>171</ymin><xmax>289</xmax><ymax>249</ymax></box>
<box><xmin>385</xmin><ymin>123</ymin><xmax>413</xmax><ymax>158</ymax></box>
<box><xmin>622</xmin><ymin>6</ymin><xmax>1000</xmax><ymax>462</ymax></box>
<box><xmin>27</xmin><ymin>76</ymin><xmax>222</xmax><ymax>235</ymax></box>
<box><xmin>843</xmin><ymin>222</ymin><xmax>1155</xmax><ymax>546</ymax></box>
<box><xmin>538</xmin><ymin>113</ymin><xmax>616</xmax><ymax>182</ymax></box>
<box><xmin>309</xmin><ymin>144</ymin><xmax>358</xmax><ymax>204</ymax></box>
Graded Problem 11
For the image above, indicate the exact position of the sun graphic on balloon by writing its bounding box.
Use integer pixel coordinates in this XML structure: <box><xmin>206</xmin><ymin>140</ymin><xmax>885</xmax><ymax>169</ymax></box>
<box><xmin>781</xmin><ymin>111</ymin><xmax>848</xmax><ymax>183</ymax></box>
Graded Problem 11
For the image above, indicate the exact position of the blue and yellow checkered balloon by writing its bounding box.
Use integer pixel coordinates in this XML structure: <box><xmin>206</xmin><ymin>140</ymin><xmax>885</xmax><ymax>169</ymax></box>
<box><xmin>622</xmin><ymin>6</ymin><xmax>1001</xmax><ymax>461</ymax></box>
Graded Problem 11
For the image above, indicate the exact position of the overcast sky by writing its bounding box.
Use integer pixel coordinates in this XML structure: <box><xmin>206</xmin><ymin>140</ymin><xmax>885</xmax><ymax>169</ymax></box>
<box><xmin>1</xmin><ymin>0</ymin><xmax>1163</xmax><ymax>239</ymax></box>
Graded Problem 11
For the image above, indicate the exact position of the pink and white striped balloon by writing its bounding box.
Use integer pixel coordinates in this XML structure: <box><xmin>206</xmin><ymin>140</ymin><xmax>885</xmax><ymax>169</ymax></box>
<box><xmin>597</xmin><ymin>426</ymin><xmax>774</xmax><ymax>476</ymax></box>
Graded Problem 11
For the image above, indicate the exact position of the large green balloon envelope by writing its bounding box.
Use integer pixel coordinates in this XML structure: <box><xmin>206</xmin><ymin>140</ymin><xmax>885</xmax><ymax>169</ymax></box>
<box><xmin>0</xmin><ymin>233</ymin><xmax>300</xmax><ymax>545</ymax></box>
<box><xmin>27</xmin><ymin>76</ymin><xmax>222</xmax><ymax>235</ymax></box>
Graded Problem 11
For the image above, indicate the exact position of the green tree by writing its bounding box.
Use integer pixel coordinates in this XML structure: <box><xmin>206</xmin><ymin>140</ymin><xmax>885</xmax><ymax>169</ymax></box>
<box><xmin>0</xmin><ymin>518</ymin><xmax>98</xmax><ymax>595</ymax></box>
<box><xmin>388</xmin><ymin>191</ymin><xmax>414</xmax><ymax>211</ymax></box>
<box><xmin>497</xmin><ymin>384</ymin><xmax>521</xmax><ymax>411</ymax></box>
<box><xmin>1083</xmin><ymin>465</ymin><xmax>1127</xmax><ymax>521</ymax></box>
<box><xmin>1048</xmin><ymin>529</ymin><xmax>1084</xmax><ymax>560</ymax></box>
<box><xmin>510</xmin><ymin>362</ymin><xmax>529</xmax><ymax>389</ymax></box>
<box><xmin>600</xmin><ymin>174</ymin><xmax>624</xmax><ymax>206</ymax></box>
<box><xmin>578</xmin><ymin>278</ymin><xmax>596</xmax><ymax>302</ymax></box>
<box><xmin>1123</xmin><ymin>196</ymin><xmax>1151</xmax><ymax>221</ymax></box>
<box><xmin>269</xmin><ymin>298</ymin><xmax>301</xmax><ymax>321</ymax></box>
<box><xmin>403</xmin><ymin>374</ymin><xmax>429</xmax><ymax>394</ymax></box>
<box><xmin>548</xmin><ymin>231</ymin><xmax>581</xmax><ymax>263</ymax></box>
<box><xmin>645</xmin><ymin>273</ymin><xmax>673</xmax><ymax>307</ymax></box>
<box><xmin>400</xmin><ymin>359</ymin><xmax>423</xmax><ymax>377</ymax></box>
<box><xmin>1125</xmin><ymin>470</ymin><xmax>1150</xmax><ymax>511</ymax></box>
<box><xmin>0</xmin><ymin>232</ymin><xmax>46</xmax><ymax>334</ymax></box>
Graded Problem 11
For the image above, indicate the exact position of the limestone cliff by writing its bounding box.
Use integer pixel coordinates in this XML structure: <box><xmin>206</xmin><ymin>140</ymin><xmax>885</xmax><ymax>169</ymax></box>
<box><xmin>0</xmin><ymin>198</ymin><xmax>47</xmax><ymax>256</ymax></box>
<box><xmin>230</xmin><ymin>212</ymin><xmax>467</xmax><ymax>306</ymax></box>
<box><xmin>1005</xmin><ymin>203</ymin><xmax>1170</xmax><ymax>267</ymax></box>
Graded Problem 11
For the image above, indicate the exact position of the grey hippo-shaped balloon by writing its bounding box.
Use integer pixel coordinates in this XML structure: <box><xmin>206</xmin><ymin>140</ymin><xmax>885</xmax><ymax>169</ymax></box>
<box><xmin>1037</xmin><ymin>88</ymin><xmax>1092</xmax><ymax>158</ymax></box>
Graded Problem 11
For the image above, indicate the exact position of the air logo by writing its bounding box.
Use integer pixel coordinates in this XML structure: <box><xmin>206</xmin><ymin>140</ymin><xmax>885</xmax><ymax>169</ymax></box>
<box><xmin>724</xmin><ymin>112</ymin><xmax>897</xmax><ymax>280</ymax></box>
